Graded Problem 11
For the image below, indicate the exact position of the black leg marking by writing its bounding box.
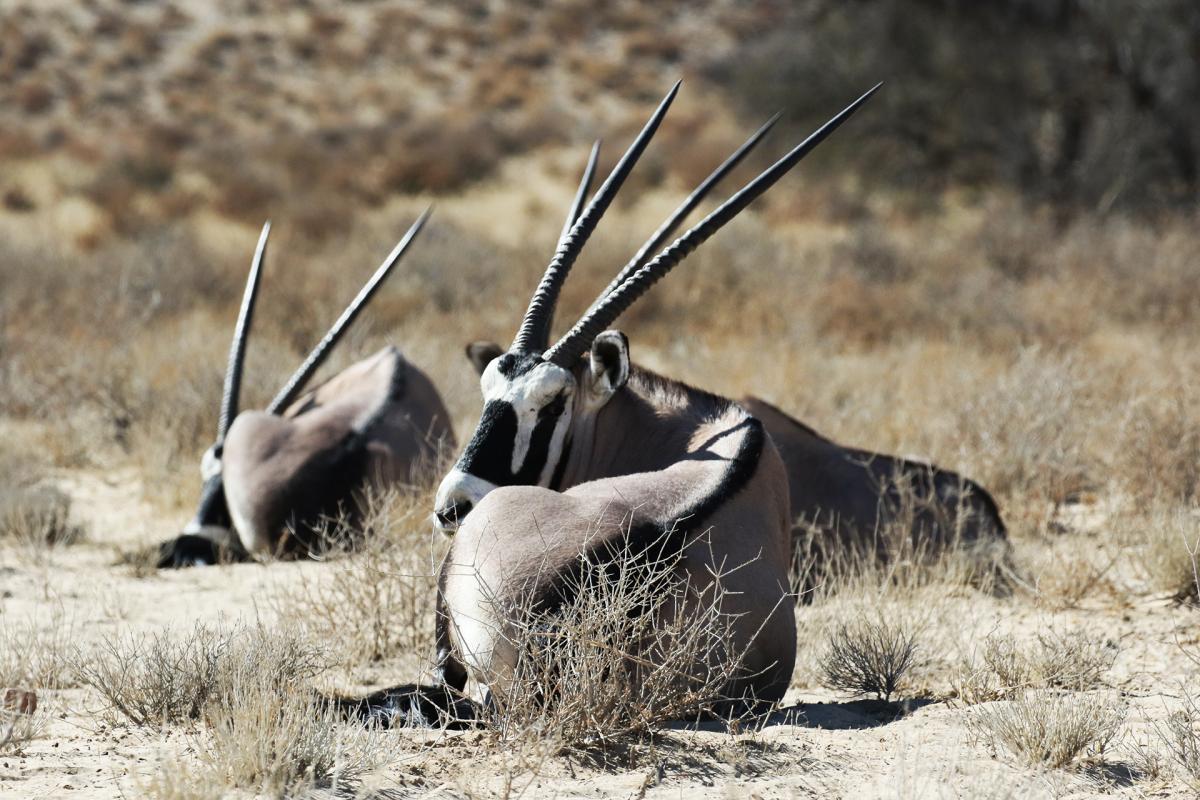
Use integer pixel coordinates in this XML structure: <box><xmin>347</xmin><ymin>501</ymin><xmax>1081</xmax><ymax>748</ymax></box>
<box><xmin>323</xmin><ymin>684</ymin><xmax>480</xmax><ymax>729</ymax></box>
<box><xmin>155</xmin><ymin>533</ymin><xmax>249</xmax><ymax>569</ymax></box>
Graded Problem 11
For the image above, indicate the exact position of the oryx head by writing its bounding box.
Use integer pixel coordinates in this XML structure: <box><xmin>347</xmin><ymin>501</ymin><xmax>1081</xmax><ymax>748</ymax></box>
<box><xmin>179</xmin><ymin>211</ymin><xmax>432</xmax><ymax>548</ymax></box>
<box><xmin>433</xmin><ymin>81</ymin><xmax>881</xmax><ymax>534</ymax></box>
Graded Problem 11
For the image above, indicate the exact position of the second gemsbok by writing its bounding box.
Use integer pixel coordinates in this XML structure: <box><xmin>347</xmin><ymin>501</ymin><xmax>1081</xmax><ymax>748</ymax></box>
<box><xmin>159</xmin><ymin>211</ymin><xmax>455</xmax><ymax>567</ymax></box>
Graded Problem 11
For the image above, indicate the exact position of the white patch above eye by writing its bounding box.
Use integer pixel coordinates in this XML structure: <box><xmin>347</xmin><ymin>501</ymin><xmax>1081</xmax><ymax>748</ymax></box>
<box><xmin>477</xmin><ymin>360</ymin><xmax>575</xmax><ymax>476</ymax></box>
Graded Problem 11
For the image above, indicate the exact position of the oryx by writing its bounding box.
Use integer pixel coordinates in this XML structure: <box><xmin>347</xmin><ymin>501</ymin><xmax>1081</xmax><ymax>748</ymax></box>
<box><xmin>459</xmin><ymin>131</ymin><xmax>1007</xmax><ymax>595</ymax></box>
<box><xmin>427</xmin><ymin>82</ymin><xmax>881</xmax><ymax>715</ymax></box>
<box><xmin>158</xmin><ymin>211</ymin><xmax>456</xmax><ymax>568</ymax></box>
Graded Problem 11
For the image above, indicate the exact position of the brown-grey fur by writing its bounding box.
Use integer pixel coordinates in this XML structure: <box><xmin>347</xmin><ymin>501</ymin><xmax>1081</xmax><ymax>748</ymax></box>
<box><xmin>440</xmin><ymin>359</ymin><xmax>795</xmax><ymax>711</ymax></box>
<box><xmin>224</xmin><ymin>345</ymin><xmax>454</xmax><ymax>556</ymax></box>
<box><xmin>741</xmin><ymin>395</ymin><xmax>1007</xmax><ymax>590</ymax></box>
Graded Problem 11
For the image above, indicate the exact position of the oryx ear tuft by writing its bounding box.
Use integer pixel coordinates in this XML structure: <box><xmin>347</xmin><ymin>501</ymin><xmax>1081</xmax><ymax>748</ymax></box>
<box><xmin>587</xmin><ymin>330</ymin><xmax>630</xmax><ymax>399</ymax></box>
<box><xmin>465</xmin><ymin>341</ymin><xmax>505</xmax><ymax>375</ymax></box>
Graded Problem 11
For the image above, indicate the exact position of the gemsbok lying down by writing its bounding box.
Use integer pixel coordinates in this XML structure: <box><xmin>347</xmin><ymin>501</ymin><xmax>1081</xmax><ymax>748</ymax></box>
<box><xmin>424</xmin><ymin>81</ymin><xmax>881</xmax><ymax>718</ymax></box>
<box><xmin>460</xmin><ymin>131</ymin><xmax>1007</xmax><ymax>596</ymax></box>
<box><xmin>158</xmin><ymin>212</ymin><xmax>455</xmax><ymax>567</ymax></box>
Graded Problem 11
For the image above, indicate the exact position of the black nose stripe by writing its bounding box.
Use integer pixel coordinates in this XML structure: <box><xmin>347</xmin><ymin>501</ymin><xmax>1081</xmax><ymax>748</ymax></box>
<box><xmin>456</xmin><ymin>401</ymin><xmax>519</xmax><ymax>485</ymax></box>
<box><xmin>456</xmin><ymin>398</ymin><xmax>566</xmax><ymax>487</ymax></box>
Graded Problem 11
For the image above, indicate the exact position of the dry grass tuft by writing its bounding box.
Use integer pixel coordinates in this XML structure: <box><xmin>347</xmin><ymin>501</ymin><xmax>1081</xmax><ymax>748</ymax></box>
<box><xmin>954</xmin><ymin>631</ymin><xmax>1117</xmax><ymax>705</ymax></box>
<box><xmin>0</xmin><ymin>452</ymin><xmax>83</xmax><ymax>552</ymax></box>
<box><xmin>970</xmin><ymin>690</ymin><xmax>1125</xmax><ymax>769</ymax></box>
<box><xmin>0</xmin><ymin>708</ymin><xmax>42</xmax><ymax>754</ymax></box>
<box><xmin>1154</xmin><ymin>690</ymin><xmax>1200</xmax><ymax>791</ymax></box>
<box><xmin>195</xmin><ymin>660</ymin><xmax>388</xmax><ymax>796</ymax></box>
<box><xmin>486</xmin><ymin>531</ymin><xmax>752</xmax><ymax>750</ymax></box>
<box><xmin>1120</xmin><ymin>504</ymin><xmax>1200</xmax><ymax>602</ymax></box>
<box><xmin>277</xmin><ymin>486</ymin><xmax>444</xmax><ymax>666</ymax></box>
<box><xmin>0</xmin><ymin>485</ymin><xmax>82</xmax><ymax>549</ymax></box>
<box><xmin>819</xmin><ymin>617</ymin><xmax>918</xmax><ymax>701</ymax></box>
<box><xmin>134</xmin><ymin>762</ymin><xmax>225</xmax><ymax>800</ymax></box>
<box><xmin>74</xmin><ymin>622</ymin><xmax>387</xmax><ymax>796</ymax></box>
<box><xmin>74</xmin><ymin>623</ymin><xmax>327</xmax><ymax>727</ymax></box>
<box><xmin>0</xmin><ymin>613</ymin><xmax>77</xmax><ymax>691</ymax></box>
<box><xmin>70</xmin><ymin>621</ymin><xmax>390</xmax><ymax>795</ymax></box>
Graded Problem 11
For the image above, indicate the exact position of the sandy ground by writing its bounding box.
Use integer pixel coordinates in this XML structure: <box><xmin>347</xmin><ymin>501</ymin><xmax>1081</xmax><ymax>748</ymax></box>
<box><xmin>2</xmin><ymin>468</ymin><xmax>1198</xmax><ymax>799</ymax></box>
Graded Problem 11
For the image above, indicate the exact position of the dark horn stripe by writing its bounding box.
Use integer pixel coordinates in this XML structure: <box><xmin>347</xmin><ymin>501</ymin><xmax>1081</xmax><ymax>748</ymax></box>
<box><xmin>545</xmin><ymin>83</ymin><xmax>882</xmax><ymax>367</ymax></box>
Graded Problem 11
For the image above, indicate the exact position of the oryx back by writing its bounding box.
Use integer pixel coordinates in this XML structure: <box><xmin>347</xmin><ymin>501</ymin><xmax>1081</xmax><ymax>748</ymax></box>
<box><xmin>224</xmin><ymin>346</ymin><xmax>452</xmax><ymax>555</ymax></box>
<box><xmin>742</xmin><ymin>396</ymin><xmax>1007</xmax><ymax>583</ymax></box>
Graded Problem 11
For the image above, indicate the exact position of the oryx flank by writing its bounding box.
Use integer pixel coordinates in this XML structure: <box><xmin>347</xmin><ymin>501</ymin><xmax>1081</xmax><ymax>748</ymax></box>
<box><xmin>159</xmin><ymin>211</ymin><xmax>455</xmax><ymax>567</ymax></box>
<box><xmin>428</xmin><ymin>81</ymin><xmax>881</xmax><ymax>715</ymax></box>
<box><xmin>740</xmin><ymin>397</ymin><xmax>1006</xmax><ymax>587</ymax></box>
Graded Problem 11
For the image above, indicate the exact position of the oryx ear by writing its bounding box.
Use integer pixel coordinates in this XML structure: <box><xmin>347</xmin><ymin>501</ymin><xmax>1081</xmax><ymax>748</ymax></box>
<box><xmin>465</xmin><ymin>341</ymin><xmax>504</xmax><ymax>375</ymax></box>
<box><xmin>583</xmin><ymin>330</ymin><xmax>630</xmax><ymax>407</ymax></box>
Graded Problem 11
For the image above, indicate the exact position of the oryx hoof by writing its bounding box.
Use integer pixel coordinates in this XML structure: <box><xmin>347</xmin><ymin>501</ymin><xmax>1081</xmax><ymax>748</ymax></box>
<box><xmin>155</xmin><ymin>534</ymin><xmax>243</xmax><ymax>569</ymax></box>
<box><xmin>330</xmin><ymin>683</ymin><xmax>480</xmax><ymax>730</ymax></box>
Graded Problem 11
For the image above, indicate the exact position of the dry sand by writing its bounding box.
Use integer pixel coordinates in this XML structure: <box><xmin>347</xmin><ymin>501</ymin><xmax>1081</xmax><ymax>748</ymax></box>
<box><xmin>2</xmin><ymin>466</ymin><xmax>1197</xmax><ymax>799</ymax></box>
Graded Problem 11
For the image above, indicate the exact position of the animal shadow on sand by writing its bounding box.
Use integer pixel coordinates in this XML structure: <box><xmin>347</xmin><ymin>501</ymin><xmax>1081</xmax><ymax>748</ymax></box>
<box><xmin>669</xmin><ymin>697</ymin><xmax>938</xmax><ymax>733</ymax></box>
<box><xmin>325</xmin><ymin>683</ymin><xmax>934</xmax><ymax>735</ymax></box>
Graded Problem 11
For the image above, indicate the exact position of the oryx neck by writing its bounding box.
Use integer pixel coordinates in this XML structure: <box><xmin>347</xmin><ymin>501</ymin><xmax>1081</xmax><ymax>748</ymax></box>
<box><xmin>560</xmin><ymin>364</ymin><xmax>739</xmax><ymax>486</ymax></box>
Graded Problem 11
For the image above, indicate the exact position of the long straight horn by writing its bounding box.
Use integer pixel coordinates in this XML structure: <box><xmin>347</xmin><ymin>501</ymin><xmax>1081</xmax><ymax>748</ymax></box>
<box><xmin>511</xmin><ymin>81</ymin><xmax>681</xmax><ymax>353</ymax></box>
<box><xmin>583</xmin><ymin>113</ymin><xmax>779</xmax><ymax>318</ymax></box>
<box><xmin>558</xmin><ymin>141</ymin><xmax>601</xmax><ymax>249</ymax></box>
<box><xmin>216</xmin><ymin>221</ymin><xmax>270</xmax><ymax>445</ymax></box>
<box><xmin>545</xmin><ymin>83</ymin><xmax>882</xmax><ymax>368</ymax></box>
<box><xmin>266</xmin><ymin>207</ymin><xmax>432</xmax><ymax>415</ymax></box>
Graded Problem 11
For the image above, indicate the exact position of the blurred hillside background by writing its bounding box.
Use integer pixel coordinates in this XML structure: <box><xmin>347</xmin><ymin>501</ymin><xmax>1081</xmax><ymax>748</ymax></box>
<box><xmin>2</xmin><ymin>0</ymin><xmax>1199</xmax><ymax>531</ymax></box>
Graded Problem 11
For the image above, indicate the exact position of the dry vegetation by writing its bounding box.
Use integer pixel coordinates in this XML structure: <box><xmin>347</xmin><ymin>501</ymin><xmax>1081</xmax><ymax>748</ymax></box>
<box><xmin>818</xmin><ymin>617</ymin><xmax>918</xmax><ymax>702</ymax></box>
<box><xmin>1</xmin><ymin>0</ymin><xmax>1200</xmax><ymax>797</ymax></box>
<box><xmin>970</xmin><ymin>690</ymin><xmax>1126</xmax><ymax>770</ymax></box>
<box><xmin>484</xmin><ymin>532</ymin><xmax>750</xmax><ymax>750</ymax></box>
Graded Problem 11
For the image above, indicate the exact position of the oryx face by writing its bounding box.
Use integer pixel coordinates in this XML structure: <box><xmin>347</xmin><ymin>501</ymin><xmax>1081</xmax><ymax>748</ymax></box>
<box><xmin>432</xmin><ymin>333</ymin><xmax>631</xmax><ymax>534</ymax></box>
<box><xmin>433</xmin><ymin>351</ymin><xmax>576</xmax><ymax>533</ymax></box>
<box><xmin>183</xmin><ymin>444</ymin><xmax>232</xmax><ymax>536</ymax></box>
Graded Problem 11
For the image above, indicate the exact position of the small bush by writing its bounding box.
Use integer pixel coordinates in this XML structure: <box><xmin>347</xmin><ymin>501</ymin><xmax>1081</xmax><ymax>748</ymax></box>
<box><xmin>277</xmin><ymin>486</ymin><xmax>443</xmax><ymax>666</ymax></box>
<box><xmin>110</xmin><ymin>625</ymin><xmax>386</xmax><ymax>797</ymax></box>
<box><xmin>0</xmin><ymin>615</ymin><xmax>77</xmax><ymax>690</ymax></box>
<box><xmin>955</xmin><ymin>632</ymin><xmax>1117</xmax><ymax>705</ymax></box>
<box><xmin>819</xmin><ymin>617</ymin><xmax>918</xmax><ymax>701</ymax></box>
<box><xmin>1122</xmin><ymin>505</ymin><xmax>1200</xmax><ymax>602</ymax></box>
<box><xmin>74</xmin><ymin>623</ymin><xmax>327</xmax><ymax>727</ymax></box>
<box><xmin>1155</xmin><ymin>691</ymin><xmax>1200</xmax><ymax>790</ymax></box>
<box><xmin>197</xmin><ymin>663</ymin><xmax>386</xmax><ymax>795</ymax></box>
<box><xmin>0</xmin><ymin>485</ymin><xmax>82</xmax><ymax>549</ymax></box>
<box><xmin>971</xmin><ymin>690</ymin><xmax>1125</xmax><ymax>769</ymax></box>
<box><xmin>487</xmin><ymin>530</ymin><xmax>751</xmax><ymax>748</ymax></box>
<box><xmin>0</xmin><ymin>708</ymin><xmax>41</xmax><ymax>754</ymax></box>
